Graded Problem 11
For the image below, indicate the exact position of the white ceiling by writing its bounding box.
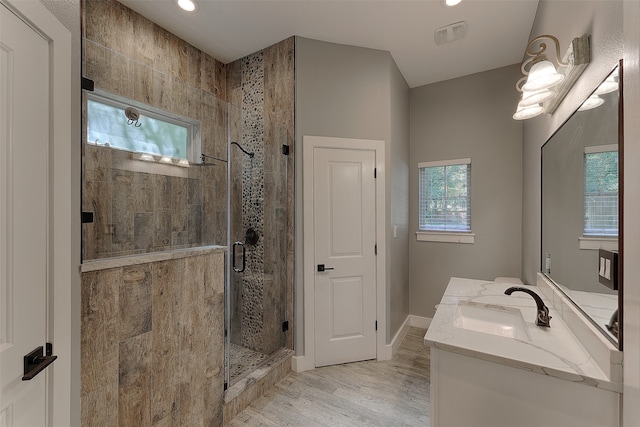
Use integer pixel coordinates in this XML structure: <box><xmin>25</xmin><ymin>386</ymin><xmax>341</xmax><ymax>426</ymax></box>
<box><xmin>117</xmin><ymin>0</ymin><xmax>539</xmax><ymax>88</ymax></box>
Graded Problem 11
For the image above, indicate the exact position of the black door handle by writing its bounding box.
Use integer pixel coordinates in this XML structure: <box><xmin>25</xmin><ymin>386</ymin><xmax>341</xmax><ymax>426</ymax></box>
<box><xmin>23</xmin><ymin>343</ymin><xmax>57</xmax><ymax>381</ymax></box>
<box><xmin>317</xmin><ymin>264</ymin><xmax>335</xmax><ymax>272</ymax></box>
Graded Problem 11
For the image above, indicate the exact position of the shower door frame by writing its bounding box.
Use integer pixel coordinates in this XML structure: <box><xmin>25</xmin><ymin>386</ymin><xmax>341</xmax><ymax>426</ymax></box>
<box><xmin>224</xmin><ymin>116</ymin><xmax>290</xmax><ymax>388</ymax></box>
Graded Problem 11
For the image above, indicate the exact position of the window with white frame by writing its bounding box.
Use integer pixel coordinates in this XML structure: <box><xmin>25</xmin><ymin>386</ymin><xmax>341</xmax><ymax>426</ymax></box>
<box><xmin>417</xmin><ymin>158</ymin><xmax>473</xmax><ymax>242</ymax></box>
<box><xmin>584</xmin><ymin>145</ymin><xmax>618</xmax><ymax>237</ymax></box>
<box><xmin>86</xmin><ymin>91</ymin><xmax>200</xmax><ymax>165</ymax></box>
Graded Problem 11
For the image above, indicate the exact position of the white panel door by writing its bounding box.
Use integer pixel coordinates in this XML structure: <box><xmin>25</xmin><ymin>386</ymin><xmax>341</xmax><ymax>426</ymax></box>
<box><xmin>314</xmin><ymin>147</ymin><xmax>377</xmax><ymax>367</ymax></box>
<box><xmin>0</xmin><ymin>4</ymin><xmax>50</xmax><ymax>426</ymax></box>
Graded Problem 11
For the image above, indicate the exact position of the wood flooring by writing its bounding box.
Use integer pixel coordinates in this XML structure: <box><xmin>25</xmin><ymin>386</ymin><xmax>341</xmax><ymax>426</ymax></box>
<box><xmin>227</xmin><ymin>327</ymin><xmax>430</xmax><ymax>426</ymax></box>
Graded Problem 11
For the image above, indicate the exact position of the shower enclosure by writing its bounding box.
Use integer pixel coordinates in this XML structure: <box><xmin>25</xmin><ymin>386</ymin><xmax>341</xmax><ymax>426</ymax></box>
<box><xmin>81</xmin><ymin>1</ymin><xmax>294</xmax><ymax>421</ymax></box>
<box><xmin>225</xmin><ymin>105</ymin><xmax>290</xmax><ymax>387</ymax></box>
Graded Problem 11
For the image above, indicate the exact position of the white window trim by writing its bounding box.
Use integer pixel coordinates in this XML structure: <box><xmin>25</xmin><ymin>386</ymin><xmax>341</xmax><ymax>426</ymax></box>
<box><xmin>418</xmin><ymin>157</ymin><xmax>471</xmax><ymax>168</ymax></box>
<box><xmin>584</xmin><ymin>144</ymin><xmax>618</xmax><ymax>154</ymax></box>
<box><xmin>416</xmin><ymin>231</ymin><xmax>475</xmax><ymax>243</ymax></box>
<box><xmin>579</xmin><ymin>236</ymin><xmax>618</xmax><ymax>251</ymax></box>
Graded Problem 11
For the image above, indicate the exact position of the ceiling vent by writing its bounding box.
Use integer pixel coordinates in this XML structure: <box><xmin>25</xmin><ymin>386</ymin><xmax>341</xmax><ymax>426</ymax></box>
<box><xmin>434</xmin><ymin>21</ymin><xmax>468</xmax><ymax>45</ymax></box>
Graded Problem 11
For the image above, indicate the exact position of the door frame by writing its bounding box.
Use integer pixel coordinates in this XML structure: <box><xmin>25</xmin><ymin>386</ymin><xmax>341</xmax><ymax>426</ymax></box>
<box><xmin>302</xmin><ymin>135</ymin><xmax>386</xmax><ymax>370</ymax></box>
<box><xmin>2</xmin><ymin>1</ymin><xmax>73</xmax><ymax>425</ymax></box>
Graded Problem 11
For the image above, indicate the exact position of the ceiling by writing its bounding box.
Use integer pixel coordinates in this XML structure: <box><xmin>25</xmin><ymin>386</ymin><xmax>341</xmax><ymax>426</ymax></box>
<box><xmin>117</xmin><ymin>0</ymin><xmax>540</xmax><ymax>88</ymax></box>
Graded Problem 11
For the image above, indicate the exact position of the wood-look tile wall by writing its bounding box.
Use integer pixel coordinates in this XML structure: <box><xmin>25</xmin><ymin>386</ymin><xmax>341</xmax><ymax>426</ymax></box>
<box><xmin>82</xmin><ymin>0</ymin><xmax>228</xmax><ymax>260</ymax></box>
<box><xmin>81</xmin><ymin>250</ymin><xmax>225</xmax><ymax>426</ymax></box>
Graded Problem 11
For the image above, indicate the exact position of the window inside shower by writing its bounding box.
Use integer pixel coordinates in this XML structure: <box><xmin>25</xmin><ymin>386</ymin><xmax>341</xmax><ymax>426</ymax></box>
<box><xmin>86</xmin><ymin>91</ymin><xmax>200</xmax><ymax>165</ymax></box>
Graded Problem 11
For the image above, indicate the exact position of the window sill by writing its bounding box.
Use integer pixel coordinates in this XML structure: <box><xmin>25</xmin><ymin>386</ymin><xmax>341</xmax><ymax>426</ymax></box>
<box><xmin>416</xmin><ymin>231</ymin><xmax>475</xmax><ymax>244</ymax></box>
<box><xmin>579</xmin><ymin>236</ymin><xmax>618</xmax><ymax>251</ymax></box>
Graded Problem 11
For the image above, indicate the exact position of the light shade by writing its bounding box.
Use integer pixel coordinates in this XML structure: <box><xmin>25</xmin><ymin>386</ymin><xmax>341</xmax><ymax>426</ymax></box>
<box><xmin>594</xmin><ymin>74</ymin><xmax>618</xmax><ymax>95</ymax></box>
<box><xmin>522</xmin><ymin>60</ymin><xmax>564</xmax><ymax>92</ymax></box>
<box><xmin>578</xmin><ymin>95</ymin><xmax>604</xmax><ymax>111</ymax></box>
<box><xmin>519</xmin><ymin>88</ymin><xmax>553</xmax><ymax>107</ymax></box>
<box><xmin>513</xmin><ymin>102</ymin><xmax>544</xmax><ymax>120</ymax></box>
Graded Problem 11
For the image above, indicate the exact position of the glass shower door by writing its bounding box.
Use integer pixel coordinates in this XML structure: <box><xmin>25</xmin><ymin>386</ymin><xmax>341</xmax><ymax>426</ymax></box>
<box><xmin>225</xmin><ymin>105</ymin><xmax>289</xmax><ymax>388</ymax></box>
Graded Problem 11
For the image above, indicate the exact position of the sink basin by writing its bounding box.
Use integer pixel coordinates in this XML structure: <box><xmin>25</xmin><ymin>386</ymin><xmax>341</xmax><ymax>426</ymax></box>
<box><xmin>453</xmin><ymin>301</ymin><xmax>531</xmax><ymax>341</ymax></box>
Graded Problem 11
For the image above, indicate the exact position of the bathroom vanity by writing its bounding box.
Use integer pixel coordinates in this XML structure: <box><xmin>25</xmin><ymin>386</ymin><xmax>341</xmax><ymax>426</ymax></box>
<box><xmin>425</xmin><ymin>276</ymin><xmax>622</xmax><ymax>427</ymax></box>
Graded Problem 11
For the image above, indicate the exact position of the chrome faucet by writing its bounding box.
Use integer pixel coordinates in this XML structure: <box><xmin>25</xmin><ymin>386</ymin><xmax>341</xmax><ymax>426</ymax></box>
<box><xmin>504</xmin><ymin>287</ymin><xmax>551</xmax><ymax>327</ymax></box>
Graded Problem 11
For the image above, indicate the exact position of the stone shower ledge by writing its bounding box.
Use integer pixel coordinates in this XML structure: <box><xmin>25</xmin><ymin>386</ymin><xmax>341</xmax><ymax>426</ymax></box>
<box><xmin>81</xmin><ymin>245</ymin><xmax>227</xmax><ymax>272</ymax></box>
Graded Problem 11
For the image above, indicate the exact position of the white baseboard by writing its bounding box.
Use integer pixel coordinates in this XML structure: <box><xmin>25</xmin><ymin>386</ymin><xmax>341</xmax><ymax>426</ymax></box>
<box><xmin>295</xmin><ymin>315</ymin><xmax>432</xmax><ymax>370</ymax></box>
<box><xmin>380</xmin><ymin>315</ymin><xmax>411</xmax><ymax>360</ymax></box>
<box><xmin>410</xmin><ymin>315</ymin><xmax>432</xmax><ymax>330</ymax></box>
<box><xmin>292</xmin><ymin>355</ymin><xmax>312</xmax><ymax>373</ymax></box>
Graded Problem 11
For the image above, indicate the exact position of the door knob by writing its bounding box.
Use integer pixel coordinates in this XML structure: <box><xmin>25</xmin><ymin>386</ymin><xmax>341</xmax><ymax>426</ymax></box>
<box><xmin>317</xmin><ymin>264</ymin><xmax>334</xmax><ymax>272</ymax></box>
<box><xmin>22</xmin><ymin>343</ymin><xmax>57</xmax><ymax>381</ymax></box>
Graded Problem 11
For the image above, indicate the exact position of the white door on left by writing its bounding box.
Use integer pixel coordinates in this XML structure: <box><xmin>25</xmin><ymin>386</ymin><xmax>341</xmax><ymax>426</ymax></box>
<box><xmin>0</xmin><ymin>3</ymin><xmax>52</xmax><ymax>425</ymax></box>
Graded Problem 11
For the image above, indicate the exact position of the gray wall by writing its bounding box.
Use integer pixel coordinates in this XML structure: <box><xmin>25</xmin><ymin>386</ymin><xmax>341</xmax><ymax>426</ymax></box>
<box><xmin>389</xmin><ymin>57</ymin><xmax>410</xmax><ymax>339</ymax></box>
<box><xmin>519</xmin><ymin>0</ymin><xmax>640</xmax><ymax>423</ymax></box>
<box><xmin>521</xmin><ymin>1</ymin><xmax>623</xmax><ymax>285</ymax></box>
<box><xmin>408</xmin><ymin>65</ymin><xmax>523</xmax><ymax>318</ymax></box>
<box><xmin>294</xmin><ymin>37</ymin><xmax>410</xmax><ymax>354</ymax></box>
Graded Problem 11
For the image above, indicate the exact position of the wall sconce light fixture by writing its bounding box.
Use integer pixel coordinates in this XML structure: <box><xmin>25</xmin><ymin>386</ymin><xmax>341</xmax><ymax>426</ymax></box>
<box><xmin>513</xmin><ymin>34</ymin><xmax>590</xmax><ymax>120</ymax></box>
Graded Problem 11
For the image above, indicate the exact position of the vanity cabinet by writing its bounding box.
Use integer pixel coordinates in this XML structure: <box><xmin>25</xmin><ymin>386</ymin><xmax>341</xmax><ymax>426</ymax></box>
<box><xmin>430</xmin><ymin>348</ymin><xmax>619</xmax><ymax>427</ymax></box>
<box><xmin>426</xmin><ymin>277</ymin><xmax>622</xmax><ymax>427</ymax></box>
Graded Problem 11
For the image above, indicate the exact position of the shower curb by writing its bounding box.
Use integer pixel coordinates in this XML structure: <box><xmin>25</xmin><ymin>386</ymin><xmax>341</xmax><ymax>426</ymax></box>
<box><xmin>223</xmin><ymin>348</ymin><xmax>294</xmax><ymax>424</ymax></box>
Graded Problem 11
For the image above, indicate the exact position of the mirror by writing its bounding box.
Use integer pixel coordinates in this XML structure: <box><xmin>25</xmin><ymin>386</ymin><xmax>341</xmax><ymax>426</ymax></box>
<box><xmin>542</xmin><ymin>63</ymin><xmax>622</xmax><ymax>348</ymax></box>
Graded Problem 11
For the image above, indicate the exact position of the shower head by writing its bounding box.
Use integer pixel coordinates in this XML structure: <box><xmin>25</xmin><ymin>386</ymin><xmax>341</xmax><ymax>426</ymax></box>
<box><xmin>231</xmin><ymin>141</ymin><xmax>254</xmax><ymax>158</ymax></box>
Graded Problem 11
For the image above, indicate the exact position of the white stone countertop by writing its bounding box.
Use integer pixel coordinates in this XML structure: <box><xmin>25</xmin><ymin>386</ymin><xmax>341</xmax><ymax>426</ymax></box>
<box><xmin>81</xmin><ymin>245</ymin><xmax>227</xmax><ymax>272</ymax></box>
<box><xmin>424</xmin><ymin>277</ymin><xmax>622</xmax><ymax>393</ymax></box>
<box><xmin>559</xmin><ymin>288</ymin><xmax>618</xmax><ymax>342</ymax></box>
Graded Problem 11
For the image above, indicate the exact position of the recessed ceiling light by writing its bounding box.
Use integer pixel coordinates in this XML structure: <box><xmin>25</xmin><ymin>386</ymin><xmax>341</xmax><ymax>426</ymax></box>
<box><xmin>444</xmin><ymin>0</ymin><xmax>463</xmax><ymax>7</ymax></box>
<box><xmin>177</xmin><ymin>0</ymin><xmax>198</xmax><ymax>12</ymax></box>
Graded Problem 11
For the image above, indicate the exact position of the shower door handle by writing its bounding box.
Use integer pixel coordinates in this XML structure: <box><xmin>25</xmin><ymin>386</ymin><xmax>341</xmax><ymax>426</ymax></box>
<box><xmin>233</xmin><ymin>241</ymin><xmax>246</xmax><ymax>273</ymax></box>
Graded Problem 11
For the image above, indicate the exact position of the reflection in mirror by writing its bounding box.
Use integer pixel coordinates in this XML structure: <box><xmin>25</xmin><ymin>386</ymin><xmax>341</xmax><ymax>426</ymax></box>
<box><xmin>542</xmin><ymin>64</ymin><xmax>621</xmax><ymax>347</ymax></box>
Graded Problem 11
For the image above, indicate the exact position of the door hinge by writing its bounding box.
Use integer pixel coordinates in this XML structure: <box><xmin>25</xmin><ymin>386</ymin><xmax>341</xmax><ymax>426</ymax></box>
<box><xmin>82</xmin><ymin>211</ymin><xmax>94</xmax><ymax>224</ymax></box>
<box><xmin>375</xmin><ymin>321</ymin><xmax>378</xmax><ymax>331</ymax></box>
<box><xmin>82</xmin><ymin>77</ymin><xmax>95</xmax><ymax>91</ymax></box>
<box><xmin>282</xmin><ymin>320</ymin><xmax>289</xmax><ymax>332</ymax></box>
<box><xmin>374</xmin><ymin>168</ymin><xmax>377</xmax><ymax>179</ymax></box>
<box><xmin>374</xmin><ymin>244</ymin><xmax>377</xmax><ymax>255</ymax></box>
<box><xmin>282</xmin><ymin>144</ymin><xmax>290</xmax><ymax>156</ymax></box>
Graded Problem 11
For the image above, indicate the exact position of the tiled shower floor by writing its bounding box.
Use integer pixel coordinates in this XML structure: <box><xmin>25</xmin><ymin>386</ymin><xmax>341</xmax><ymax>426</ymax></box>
<box><xmin>229</xmin><ymin>343</ymin><xmax>269</xmax><ymax>383</ymax></box>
